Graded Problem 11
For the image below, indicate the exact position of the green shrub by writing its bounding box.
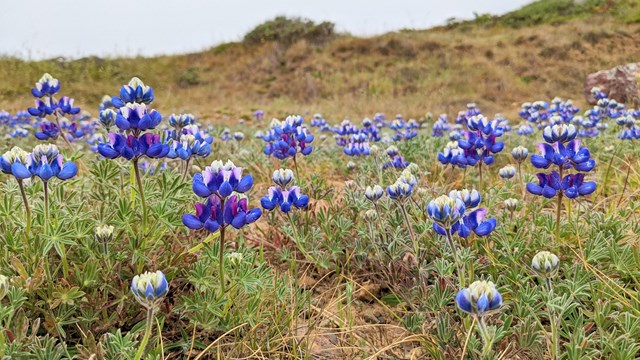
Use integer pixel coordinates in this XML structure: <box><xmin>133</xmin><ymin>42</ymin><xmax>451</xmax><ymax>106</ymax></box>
<box><xmin>243</xmin><ymin>16</ymin><xmax>336</xmax><ymax>47</ymax></box>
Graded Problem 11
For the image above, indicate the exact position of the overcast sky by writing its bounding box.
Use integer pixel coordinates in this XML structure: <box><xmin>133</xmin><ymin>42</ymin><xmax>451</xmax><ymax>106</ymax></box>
<box><xmin>0</xmin><ymin>0</ymin><xmax>531</xmax><ymax>60</ymax></box>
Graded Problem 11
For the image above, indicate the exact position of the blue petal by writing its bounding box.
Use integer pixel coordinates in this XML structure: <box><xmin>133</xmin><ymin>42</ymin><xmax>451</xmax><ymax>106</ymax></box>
<box><xmin>57</xmin><ymin>163</ymin><xmax>78</xmax><ymax>180</ymax></box>
<box><xmin>11</xmin><ymin>162</ymin><xmax>31</xmax><ymax>179</ymax></box>
<box><xmin>182</xmin><ymin>214</ymin><xmax>203</xmax><ymax>229</ymax></box>
<box><xmin>455</xmin><ymin>289</ymin><xmax>472</xmax><ymax>313</ymax></box>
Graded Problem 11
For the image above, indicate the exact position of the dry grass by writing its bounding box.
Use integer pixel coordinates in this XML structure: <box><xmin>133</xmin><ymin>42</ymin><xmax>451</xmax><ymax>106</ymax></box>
<box><xmin>1</xmin><ymin>17</ymin><xmax>639</xmax><ymax>121</ymax></box>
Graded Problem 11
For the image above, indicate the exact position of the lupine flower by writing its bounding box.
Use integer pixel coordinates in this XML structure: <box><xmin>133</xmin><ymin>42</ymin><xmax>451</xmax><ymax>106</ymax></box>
<box><xmin>449</xmin><ymin>189</ymin><xmax>481</xmax><ymax>208</ymax></box>
<box><xmin>262</xmin><ymin>116</ymin><xmax>314</xmax><ymax>159</ymax></box>
<box><xmin>115</xmin><ymin>103</ymin><xmax>162</xmax><ymax>132</ymax></box>
<box><xmin>168</xmin><ymin>113</ymin><xmax>195</xmax><ymax>130</ymax></box>
<box><xmin>272</xmin><ymin>168</ymin><xmax>294</xmax><ymax>188</ymax></box>
<box><xmin>542</xmin><ymin>123</ymin><xmax>577</xmax><ymax>144</ymax></box>
<box><xmin>455</xmin><ymin>280</ymin><xmax>502</xmax><ymax>316</ymax></box>
<box><xmin>166</xmin><ymin>134</ymin><xmax>211</xmax><ymax>160</ymax></box>
<box><xmin>429</xmin><ymin>191</ymin><xmax>496</xmax><ymax>238</ymax></box>
<box><xmin>511</xmin><ymin>146</ymin><xmax>529</xmax><ymax>163</ymax></box>
<box><xmin>261</xmin><ymin>186</ymin><xmax>309</xmax><ymax>213</ymax></box>
<box><xmin>192</xmin><ymin>160</ymin><xmax>254</xmax><ymax>198</ymax></box>
<box><xmin>386</xmin><ymin>181</ymin><xmax>412</xmax><ymax>200</ymax></box>
<box><xmin>365</xmin><ymin>185</ymin><xmax>384</xmax><ymax>202</ymax></box>
<box><xmin>233</xmin><ymin>132</ymin><xmax>245</xmax><ymax>141</ymax></box>
<box><xmin>98</xmin><ymin>133</ymin><xmax>170</xmax><ymax>160</ymax></box>
<box><xmin>98</xmin><ymin>95</ymin><xmax>114</xmax><ymax>110</ymax></box>
<box><xmin>183</xmin><ymin>193</ymin><xmax>262</xmax><ymax>231</ymax></box>
<box><xmin>28</xmin><ymin>144</ymin><xmax>77</xmax><ymax>181</ymax></box>
<box><xmin>438</xmin><ymin>141</ymin><xmax>467</xmax><ymax>168</ymax></box>
<box><xmin>517</xmin><ymin>123</ymin><xmax>534</xmax><ymax>135</ymax></box>
<box><xmin>95</xmin><ymin>225</ymin><xmax>114</xmax><ymax>243</ymax></box>
<box><xmin>99</xmin><ymin>109</ymin><xmax>117</xmax><ymax>130</ymax></box>
<box><xmin>131</xmin><ymin>271</ymin><xmax>169</xmax><ymax>309</ymax></box>
<box><xmin>34</xmin><ymin>121</ymin><xmax>61</xmax><ymax>140</ymax></box>
<box><xmin>504</xmin><ymin>198</ymin><xmax>518</xmax><ymax>212</ymax></box>
<box><xmin>0</xmin><ymin>147</ymin><xmax>32</xmax><ymax>179</ymax></box>
<box><xmin>112</xmin><ymin>77</ymin><xmax>154</xmax><ymax>107</ymax></box>
<box><xmin>31</xmin><ymin>73</ymin><xmax>60</xmax><ymax>98</ymax></box>
<box><xmin>254</xmin><ymin>110</ymin><xmax>265</xmax><ymax>121</ymax></box>
<box><xmin>531</xmin><ymin>251</ymin><xmax>560</xmax><ymax>277</ymax></box>
<box><xmin>364</xmin><ymin>209</ymin><xmax>378</xmax><ymax>222</ymax></box>
<box><xmin>530</xmin><ymin>140</ymin><xmax>596</xmax><ymax>172</ymax></box>
<box><xmin>428</xmin><ymin>195</ymin><xmax>465</xmax><ymax>228</ymax></box>
<box><xmin>499</xmin><ymin>165</ymin><xmax>516</xmax><ymax>179</ymax></box>
<box><xmin>261</xmin><ymin>168</ymin><xmax>309</xmax><ymax>213</ymax></box>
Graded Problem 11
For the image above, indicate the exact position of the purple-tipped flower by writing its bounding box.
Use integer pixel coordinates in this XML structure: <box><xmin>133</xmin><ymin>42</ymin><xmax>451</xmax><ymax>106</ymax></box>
<box><xmin>182</xmin><ymin>194</ymin><xmax>261</xmax><ymax>231</ymax></box>
<box><xmin>262</xmin><ymin>116</ymin><xmax>314</xmax><ymax>160</ymax></box>
<box><xmin>98</xmin><ymin>133</ymin><xmax>170</xmax><ymax>160</ymax></box>
<box><xmin>34</xmin><ymin>121</ymin><xmax>61</xmax><ymax>140</ymax></box>
<box><xmin>28</xmin><ymin>144</ymin><xmax>77</xmax><ymax>181</ymax></box>
<box><xmin>99</xmin><ymin>109</ymin><xmax>117</xmax><ymax>130</ymax></box>
<box><xmin>115</xmin><ymin>102</ymin><xmax>162</xmax><ymax>132</ymax></box>
<box><xmin>192</xmin><ymin>160</ymin><xmax>254</xmax><ymax>198</ymax></box>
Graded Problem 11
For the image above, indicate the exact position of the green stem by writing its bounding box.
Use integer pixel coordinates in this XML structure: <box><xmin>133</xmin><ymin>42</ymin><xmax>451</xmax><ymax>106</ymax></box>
<box><xmin>602</xmin><ymin>142</ymin><xmax>621</xmax><ymax>198</ymax></box>
<box><xmin>399</xmin><ymin>204</ymin><xmax>418</xmax><ymax>258</ymax></box>
<box><xmin>286</xmin><ymin>212</ymin><xmax>313</xmax><ymax>262</ymax></box>
<box><xmin>182</xmin><ymin>159</ymin><xmax>190</xmax><ymax>181</ymax></box>
<box><xmin>445</xmin><ymin>229</ymin><xmax>464</xmax><ymax>287</ymax></box>
<box><xmin>518</xmin><ymin>162</ymin><xmax>525</xmax><ymax>199</ymax></box>
<box><xmin>43</xmin><ymin>181</ymin><xmax>49</xmax><ymax>233</ymax></box>
<box><xmin>617</xmin><ymin>156</ymin><xmax>631</xmax><ymax>207</ymax></box>
<box><xmin>477</xmin><ymin>316</ymin><xmax>493</xmax><ymax>358</ymax></box>
<box><xmin>134</xmin><ymin>307</ymin><xmax>155</xmax><ymax>360</ymax></box>
<box><xmin>219</xmin><ymin>223</ymin><xmax>226</xmax><ymax>295</ymax></box>
<box><xmin>133</xmin><ymin>158</ymin><xmax>148</xmax><ymax>232</ymax></box>
<box><xmin>18</xmin><ymin>180</ymin><xmax>31</xmax><ymax>236</ymax></box>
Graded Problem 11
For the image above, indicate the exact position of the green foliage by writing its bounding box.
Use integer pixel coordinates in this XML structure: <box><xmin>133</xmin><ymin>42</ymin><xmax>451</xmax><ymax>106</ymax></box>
<box><xmin>243</xmin><ymin>16</ymin><xmax>336</xmax><ymax>46</ymax></box>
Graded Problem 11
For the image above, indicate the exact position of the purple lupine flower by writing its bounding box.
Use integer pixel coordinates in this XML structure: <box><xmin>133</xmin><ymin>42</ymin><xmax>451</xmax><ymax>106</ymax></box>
<box><xmin>192</xmin><ymin>160</ymin><xmax>254</xmax><ymax>199</ymax></box>
<box><xmin>111</xmin><ymin>77</ymin><xmax>154</xmax><ymax>107</ymax></box>
<box><xmin>0</xmin><ymin>147</ymin><xmax>32</xmax><ymax>179</ymax></box>
<box><xmin>27</xmin><ymin>144</ymin><xmax>77</xmax><ymax>181</ymax></box>
<box><xmin>182</xmin><ymin>193</ymin><xmax>261</xmax><ymax>231</ymax></box>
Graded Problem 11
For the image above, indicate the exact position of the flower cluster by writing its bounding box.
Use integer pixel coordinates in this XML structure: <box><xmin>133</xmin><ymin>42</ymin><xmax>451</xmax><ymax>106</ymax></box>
<box><xmin>262</xmin><ymin>116</ymin><xmax>314</xmax><ymax>160</ymax></box>
<box><xmin>432</xmin><ymin>114</ymin><xmax>451</xmax><ymax>137</ymax></box>
<box><xmin>131</xmin><ymin>271</ymin><xmax>169</xmax><ymax>309</ymax></box>
<box><xmin>457</xmin><ymin>114</ymin><xmax>505</xmax><ymax>166</ymax></box>
<box><xmin>184</xmin><ymin>160</ymin><xmax>261</xmax><ymax>232</ymax></box>
<box><xmin>527</xmin><ymin>123</ymin><xmax>597</xmax><ymax>199</ymax></box>
<box><xmin>427</xmin><ymin>189</ymin><xmax>496</xmax><ymax>238</ymax></box>
<box><xmin>28</xmin><ymin>74</ymin><xmax>81</xmax><ymax>118</ymax></box>
<box><xmin>383</xmin><ymin>145</ymin><xmax>409</xmax><ymax>169</ymax></box>
<box><xmin>98</xmin><ymin>78</ymin><xmax>171</xmax><ymax>161</ymax></box>
<box><xmin>261</xmin><ymin>169</ymin><xmax>309</xmax><ymax>213</ymax></box>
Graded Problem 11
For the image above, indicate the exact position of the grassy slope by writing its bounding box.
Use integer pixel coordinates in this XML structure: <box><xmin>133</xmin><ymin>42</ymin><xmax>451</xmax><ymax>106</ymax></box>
<box><xmin>0</xmin><ymin>1</ymin><xmax>639</xmax><ymax>121</ymax></box>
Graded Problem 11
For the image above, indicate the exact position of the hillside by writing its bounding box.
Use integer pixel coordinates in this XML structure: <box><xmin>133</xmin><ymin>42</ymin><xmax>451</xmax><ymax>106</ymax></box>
<box><xmin>1</xmin><ymin>0</ymin><xmax>640</xmax><ymax>121</ymax></box>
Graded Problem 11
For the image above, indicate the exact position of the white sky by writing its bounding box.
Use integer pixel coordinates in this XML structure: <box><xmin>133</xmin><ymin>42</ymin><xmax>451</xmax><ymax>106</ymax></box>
<box><xmin>0</xmin><ymin>0</ymin><xmax>531</xmax><ymax>60</ymax></box>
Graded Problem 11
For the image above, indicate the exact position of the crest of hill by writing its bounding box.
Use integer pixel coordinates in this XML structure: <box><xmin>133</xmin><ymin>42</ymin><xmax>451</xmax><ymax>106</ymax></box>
<box><xmin>0</xmin><ymin>0</ymin><xmax>639</xmax><ymax>119</ymax></box>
